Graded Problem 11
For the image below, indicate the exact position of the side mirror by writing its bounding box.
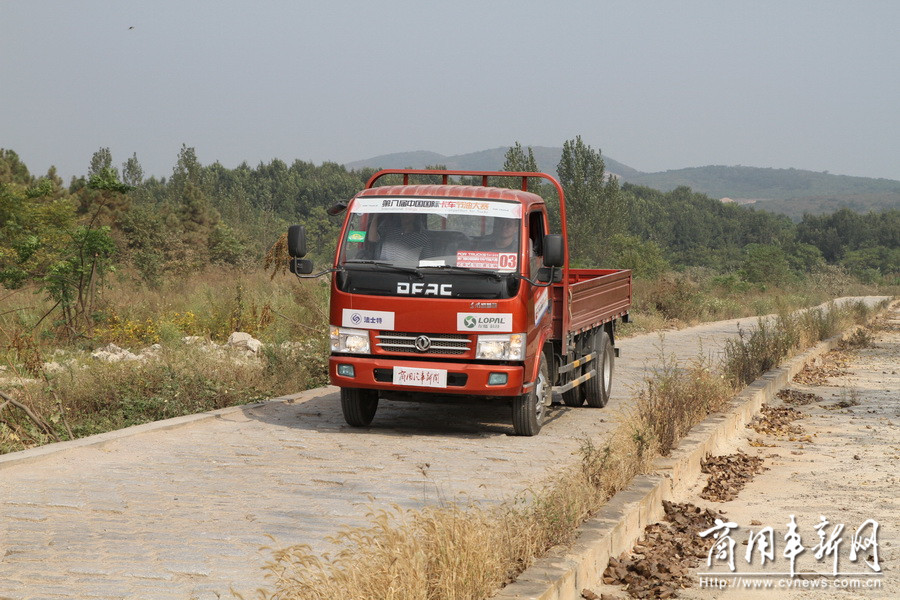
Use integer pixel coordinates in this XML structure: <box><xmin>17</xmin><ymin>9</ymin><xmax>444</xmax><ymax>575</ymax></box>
<box><xmin>543</xmin><ymin>234</ymin><xmax>564</xmax><ymax>268</ymax></box>
<box><xmin>326</xmin><ymin>201</ymin><xmax>348</xmax><ymax>216</ymax></box>
<box><xmin>289</xmin><ymin>258</ymin><xmax>314</xmax><ymax>275</ymax></box>
<box><xmin>287</xmin><ymin>225</ymin><xmax>307</xmax><ymax>258</ymax></box>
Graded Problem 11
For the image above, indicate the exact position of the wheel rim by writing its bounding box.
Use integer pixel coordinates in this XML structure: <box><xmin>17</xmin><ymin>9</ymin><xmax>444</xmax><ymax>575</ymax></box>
<box><xmin>603</xmin><ymin>345</ymin><xmax>613</xmax><ymax>393</ymax></box>
<box><xmin>534</xmin><ymin>366</ymin><xmax>548</xmax><ymax>420</ymax></box>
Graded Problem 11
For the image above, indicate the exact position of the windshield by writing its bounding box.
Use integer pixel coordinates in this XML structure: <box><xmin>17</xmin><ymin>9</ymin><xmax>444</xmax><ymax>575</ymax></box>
<box><xmin>339</xmin><ymin>197</ymin><xmax>522</xmax><ymax>273</ymax></box>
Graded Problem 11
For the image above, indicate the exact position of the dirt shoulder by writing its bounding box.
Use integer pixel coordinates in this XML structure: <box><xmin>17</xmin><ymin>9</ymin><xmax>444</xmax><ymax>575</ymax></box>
<box><xmin>684</xmin><ymin>308</ymin><xmax>898</xmax><ymax>598</ymax></box>
<box><xmin>597</xmin><ymin>305</ymin><xmax>898</xmax><ymax>600</ymax></box>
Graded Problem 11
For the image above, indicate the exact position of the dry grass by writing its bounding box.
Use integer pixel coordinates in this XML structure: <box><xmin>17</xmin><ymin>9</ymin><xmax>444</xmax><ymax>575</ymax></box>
<box><xmin>723</xmin><ymin>300</ymin><xmax>877</xmax><ymax>388</ymax></box>
<box><xmin>0</xmin><ymin>267</ymin><xmax>329</xmax><ymax>349</ymax></box>
<box><xmin>251</xmin><ymin>299</ymin><xmax>889</xmax><ymax>600</ymax></box>
<box><xmin>249</xmin><ymin>364</ymin><xmax>723</xmax><ymax>600</ymax></box>
<box><xmin>251</xmin><ymin>506</ymin><xmax>540</xmax><ymax>600</ymax></box>
<box><xmin>1</xmin><ymin>266</ymin><xmax>332</xmax><ymax>453</ymax></box>
<box><xmin>619</xmin><ymin>268</ymin><xmax>887</xmax><ymax>337</ymax></box>
<box><xmin>1</xmin><ymin>265</ymin><xmax>891</xmax><ymax>593</ymax></box>
<box><xmin>635</xmin><ymin>353</ymin><xmax>733</xmax><ymax>456</ymax></box>
<box><xmin>0</xmin><ymin>341</ymin><xmax>329</xmax><ymax>453</ymax></box>
<box><xmin>249</xmin><ymin>421</ymin><xmax>652</xmax><ymax>600</ymax></box>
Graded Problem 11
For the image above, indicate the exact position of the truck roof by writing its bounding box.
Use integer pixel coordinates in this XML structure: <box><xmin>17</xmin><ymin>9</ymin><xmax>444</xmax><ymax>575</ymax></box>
<box><xmin>357</xmin><ymin>184</ymin><xmax>545</xmax><ymax>209</ymax></box>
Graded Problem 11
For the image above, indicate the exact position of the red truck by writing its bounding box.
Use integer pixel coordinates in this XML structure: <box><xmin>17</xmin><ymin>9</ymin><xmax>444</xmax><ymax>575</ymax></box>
<box><xmin>287</xmin><ymin>169</ymin><xmax>631</xmax><ymax>435</ymax></box>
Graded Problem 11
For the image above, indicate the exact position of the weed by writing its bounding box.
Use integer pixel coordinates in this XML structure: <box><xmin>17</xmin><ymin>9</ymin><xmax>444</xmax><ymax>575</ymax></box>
<box><xmin>635</xmin><ymin>352</ymin><xmax>732</xmax><ymax>456</ymax></box>
<box><xmin>253</xmin><ymin>299</ymin><xmax>889</xmax><ymax>599</ymax></box>
<box><xmin>841</xmin><ymin>327</ymin><xmax>874</xmax><ymax>350</ymax></box>
<box><xmin>723</xmin><ymin>319</ymin><xmax>792</xmax><ymax>387</ymax></box>
<box><xmin>0</xmin><ymin>341</ymin><xmax>328</xmax><ymax>454</ymax></box>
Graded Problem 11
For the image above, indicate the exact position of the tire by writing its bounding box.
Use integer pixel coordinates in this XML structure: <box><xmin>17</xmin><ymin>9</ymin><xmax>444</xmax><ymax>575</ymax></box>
<box><xmin>585</xmin><ymin>330</ymin><xmax>614</xmax><ymax>408</ymax></box>
<box><xmin>561</xmin><ymin>381</ymin><xmax>585</xmax><ymax>406</ymax></box>
<box><xmin>513</xmin><ymin>353</ymin><xmax>551</xmax><ymax>436</ymax></box>
<box><xmin>340</xmin><ymin>387</ymin><xmax>379</xmax><ymax>427</ymax></box>
<box><xmin>562</xmin><ymin>337</ymin><xmax>586</xmax><ymax>406</ymax></box>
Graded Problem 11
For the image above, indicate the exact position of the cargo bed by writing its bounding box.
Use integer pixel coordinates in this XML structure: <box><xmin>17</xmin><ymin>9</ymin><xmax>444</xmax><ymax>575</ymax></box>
<box><xmin>551</xmin><ymin>268</ymin><xmax>631</xmax><ymax>340</ymax></box>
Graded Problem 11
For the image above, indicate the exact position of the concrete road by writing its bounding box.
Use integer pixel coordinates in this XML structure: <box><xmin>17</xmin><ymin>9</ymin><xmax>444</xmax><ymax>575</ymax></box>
<box><xmin>0</xmin><ymin>297</ymin><xmax>886</xmax><ymax>600</ymax></box>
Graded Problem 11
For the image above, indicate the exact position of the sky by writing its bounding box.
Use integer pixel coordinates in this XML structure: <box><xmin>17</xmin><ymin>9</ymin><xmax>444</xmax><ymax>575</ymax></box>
<box><xmin>2</xmin><ymin>1</ymin><xmax>900</xmax><ymax>183</ymax></box>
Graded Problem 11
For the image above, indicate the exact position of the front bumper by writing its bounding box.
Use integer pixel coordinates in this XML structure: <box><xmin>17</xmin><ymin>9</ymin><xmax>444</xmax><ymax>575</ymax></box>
<box><xmin>329</xmin><ymin>355</ymin><xmax>525</xmax><ymax>397</ymax></box>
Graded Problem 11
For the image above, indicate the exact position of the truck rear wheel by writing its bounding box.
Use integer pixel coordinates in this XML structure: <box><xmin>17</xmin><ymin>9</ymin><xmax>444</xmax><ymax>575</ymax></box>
<box><xmin>562</xmin><ymin>385</ymin><xmax>585</xmax><ymax>407</ymax></box>
<box><xmin>513</xmin><ymin>354</ymin><xmax>551</xmax><ymax>436</ymax></box>
<box><xmin>585</xmin><ymin>331</ymin><xmax>614</xmax><ymax>408</ymax></box>
<box><xmin>340</xmin><ymin>387</ymin><xmax>379</xmax><ymax>427</ymax></box>
<box><xmin>562</xmin><ymin>335</ymin><xmax>586</xmax><ymax>406</ymax></box>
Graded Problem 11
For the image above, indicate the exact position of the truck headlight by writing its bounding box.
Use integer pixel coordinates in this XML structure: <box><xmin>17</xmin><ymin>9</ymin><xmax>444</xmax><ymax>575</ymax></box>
<box><xmin>330</xmin><ymin>326</ymin><xmax>370</xmax><ymax>354</ymax></box>
<box><xmin>475</xmin><ymin>333</ymin><xmax>525</xmax><ymax>361</ymax></box>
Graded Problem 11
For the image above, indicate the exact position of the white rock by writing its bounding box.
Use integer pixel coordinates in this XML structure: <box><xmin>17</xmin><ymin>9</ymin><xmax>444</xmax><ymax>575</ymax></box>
<box><xmin>91</xmin><ymin>350</ymin><xmax>118</xmax><ymax>362</ymax></box>
<box><xmin>227</xmin><ymin>331</ymin><xmax>263</xmax><ymax>354</ymax></box>
<box><xmin>227</xmin><ymin>332</ymin><xmax>253</xmax><ymax>345</ymax></box>
<box><xmin>141</xmin><ymin>344</ymin><xmax>162</xmax><ymax>357</ymax></box>
<box><xmin>91</xmin><ymin>343</ymin><xmax>141</xmax><ymax>362</ymax></box>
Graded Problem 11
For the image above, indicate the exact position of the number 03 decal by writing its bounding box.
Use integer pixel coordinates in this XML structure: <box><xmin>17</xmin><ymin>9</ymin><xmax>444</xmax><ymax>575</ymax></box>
<box><xmin>498</xmin><ymin>253</ymin><xmax>517</xmax><ymax>270</ymax></box>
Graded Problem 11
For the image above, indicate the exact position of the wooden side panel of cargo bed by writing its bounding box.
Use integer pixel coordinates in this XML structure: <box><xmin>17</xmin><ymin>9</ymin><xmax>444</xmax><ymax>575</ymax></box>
<box><xmin>567</xmin><ymin>269</ymin><xmax>632</xmax><ymax>334</ymax></box>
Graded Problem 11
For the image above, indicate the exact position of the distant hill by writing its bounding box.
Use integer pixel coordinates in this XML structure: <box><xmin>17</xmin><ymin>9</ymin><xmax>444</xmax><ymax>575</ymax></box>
<box><xmin>344</xmin><ymin>146</ymin><xmax>638</xmax><ymax>179</ymax></box>
<box><xmin>345</xmin><ymin>148</ymin><xmax>900</xmax><ymax>218</ymax></box>
<box><xmin>626</xmin><ymin>166</ymin><xmax>900</xmax><ymax>218</ymax></box>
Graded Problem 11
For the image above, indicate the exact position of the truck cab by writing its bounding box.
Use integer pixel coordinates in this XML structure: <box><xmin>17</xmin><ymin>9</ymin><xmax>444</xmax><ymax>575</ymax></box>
<box><xmin>288</xmin><ymin>170</ymin><xmax>630</xmax><ymax>435</ymax></box>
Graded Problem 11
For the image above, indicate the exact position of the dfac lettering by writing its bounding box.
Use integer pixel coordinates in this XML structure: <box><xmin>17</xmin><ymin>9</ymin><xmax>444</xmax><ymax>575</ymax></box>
<box><xmin>396</xmin><ymin>282</ymin><xmax>452</xmax><ymax>296</ymax></box>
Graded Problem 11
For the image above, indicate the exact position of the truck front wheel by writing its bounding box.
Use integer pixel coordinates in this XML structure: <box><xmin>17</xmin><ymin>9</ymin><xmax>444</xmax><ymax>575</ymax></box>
<box><xmin>513</xmin><ymin>354</ymin><xmax>551</xmax><ymax>436</ymax></box>
<box><xmin>340</xmin><ymin>387</ymin><xmax>379</xmax><ymax>427</ymax></box>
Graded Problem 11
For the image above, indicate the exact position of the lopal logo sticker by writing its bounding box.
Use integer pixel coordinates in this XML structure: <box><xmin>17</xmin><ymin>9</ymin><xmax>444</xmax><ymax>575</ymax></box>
<box><xmin>347</xmin><ymin>230</ymin><xmax>366</xmax><ymax>242</ymax></box>
<box><xmin>457</xmin><ymin>313</ymin><xmax>513</xmax><ymax>332</ymax></box>
<box><xmin>342</xmin><ymin>309</ymin><xmax>395</xmax><ymax>330</ymax></box>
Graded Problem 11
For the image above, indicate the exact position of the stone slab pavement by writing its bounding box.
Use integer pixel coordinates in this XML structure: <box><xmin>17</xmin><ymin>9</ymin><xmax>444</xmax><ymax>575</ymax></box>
<box><xmin>0</xmin><ymin>297</ymin><xmax>886</xmax><ymax>600</ymax></box>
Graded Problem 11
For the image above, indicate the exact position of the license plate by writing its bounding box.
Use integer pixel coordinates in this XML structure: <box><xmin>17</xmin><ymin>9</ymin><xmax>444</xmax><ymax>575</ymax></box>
<box><xmin>393</xmin><ymin>366</ymin><xmax>448</xmax><ymax>388</ymax></box>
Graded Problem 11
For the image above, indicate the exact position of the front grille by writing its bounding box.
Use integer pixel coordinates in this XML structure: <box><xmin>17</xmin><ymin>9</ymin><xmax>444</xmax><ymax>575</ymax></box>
<box><xmin>374</xmin><ymin>368</ymin><xmax>468</xmax><ymax>387</ymax></box>
<box><xmin>376</xmin><ymin>331</ymin><xmax>471</xmax><ymax>355</ymax></box>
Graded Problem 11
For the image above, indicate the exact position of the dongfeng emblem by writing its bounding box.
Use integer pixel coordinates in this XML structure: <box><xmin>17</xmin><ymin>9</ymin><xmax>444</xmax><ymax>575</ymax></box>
<box><xmin>414</xmin><ymin>335</ymin><xmax>432</xmax><ymax>352</ymax></box>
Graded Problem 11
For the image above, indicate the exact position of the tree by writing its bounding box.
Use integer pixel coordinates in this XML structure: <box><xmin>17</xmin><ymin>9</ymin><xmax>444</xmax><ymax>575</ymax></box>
<box><xmin>739</xmin><ymin>244</ymin><xmax>792</xmax><ymax>286</ymax></box>
<box><xmin>169</xmin><ymin>144</ymin><xmax>203</xmax><ymax>200</ymax></box>
<box><xmin>841</xmin><ymin>246</ymin><xmax>899</xmax><ymax>281</ymax></box>
<box><xmin>88</xmin><ymin>147</ymin><xmax>116</xmax><ymax>180</ymax></box>
<box><xmin>0</xmin><ymin>179</ymin><xmax>75</xmax><ymax>289</ymax></box>
<box><xmin>122</xmin><ymin>153</ymin><xmax>144</xmax><ymax>187</ymax></box>
<box><xmin>556</xmin><ymin>136</ymin><xmax>625</xmax><ymax>265</ymax></box>
<box><xmin>604</xmin><ymin>233</ymin><xmax>669</xmax><ymax>278</ymax></box>
<box><xmin>42</xmin><ymin>224</ymin><xmax>116</xmax><ymax>336</ymax></box>
<box><xmin>0</xmin><ymin>149</ymin><xmax>33</xmax><ymax>185</ymax></box>
<box><xmin>503</xmin><ymin>142</ymin><xmax>538</xmax><ymax>173</ymax></box>
<box><xmin>501</xmin><ymin>142</ymin><xmax>550</xmax><ymax>211</ymax></box>
<box><xmin>76</xmin><ymin>165</ymin><xmax>132</xmax><ymax>230</ymax></box>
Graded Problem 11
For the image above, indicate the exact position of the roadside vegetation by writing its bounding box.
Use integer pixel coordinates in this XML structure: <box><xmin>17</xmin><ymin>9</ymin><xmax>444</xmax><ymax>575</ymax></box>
<box><xmin>250</xmin><ymin>299</ymin><xmax>885</xmax><ymax>600</ymax></box>
<box><xmin>1</xmin><ymin>142</ymin><xmax>896</xmax><ymax>453</ymax></box>
<box><xmin>1</xmin><ymin>143</ymin><xmax>896</xmax><ymax>597</ymax></box>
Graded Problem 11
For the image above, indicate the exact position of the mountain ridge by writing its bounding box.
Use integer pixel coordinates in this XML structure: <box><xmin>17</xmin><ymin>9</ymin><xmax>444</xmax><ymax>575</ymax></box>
<box><xmin>345</xmin><ymin>147</ymin><xmax>900</xmax><ymax>218</ymax></box>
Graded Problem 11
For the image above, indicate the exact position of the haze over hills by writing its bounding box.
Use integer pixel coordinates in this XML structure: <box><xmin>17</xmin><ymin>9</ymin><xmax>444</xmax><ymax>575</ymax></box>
<box><xmin>345</xmin><ymin>147</ymin><xmax>900</xmax><ymax>219</ymax></box>
<box><xmin>344</xmin><ymin>146</ymin><xmax>640</xmax><ymax>180</ymax></box>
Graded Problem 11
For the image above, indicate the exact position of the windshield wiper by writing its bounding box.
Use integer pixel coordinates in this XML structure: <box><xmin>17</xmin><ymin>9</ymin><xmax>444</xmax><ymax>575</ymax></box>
<box><xmin>419</xmin><ymin>265</ymin><xmax>503</xmax><ymax>281</ymax></box>
<box><xmin>343</xmin><ymin>259</ymin><xmax>423</xmax><ymax>278</ymax></box>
